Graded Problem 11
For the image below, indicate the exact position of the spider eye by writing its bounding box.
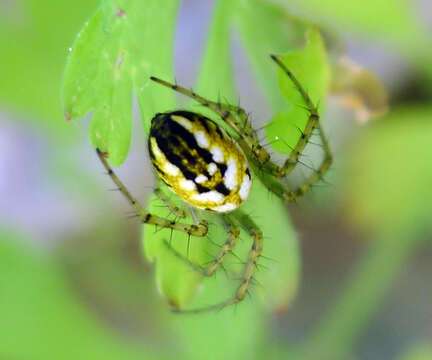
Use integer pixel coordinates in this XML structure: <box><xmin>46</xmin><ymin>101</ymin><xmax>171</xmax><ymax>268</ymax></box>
<box><xmin>148</xmin><ymin>111</ymin><xmax>251</xmax><ymax>212</ymax></box>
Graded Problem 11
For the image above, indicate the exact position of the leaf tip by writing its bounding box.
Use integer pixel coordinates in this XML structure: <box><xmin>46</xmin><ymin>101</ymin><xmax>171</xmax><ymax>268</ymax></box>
<box><xmin>167</xmin><ymin>298</ymin><xmax>181</xmax><ymax>311</ymax></box>
<box><xmin>95</xmin><ymin>147</ymin><xmax>109</xmax><ymax>159</ymax></box>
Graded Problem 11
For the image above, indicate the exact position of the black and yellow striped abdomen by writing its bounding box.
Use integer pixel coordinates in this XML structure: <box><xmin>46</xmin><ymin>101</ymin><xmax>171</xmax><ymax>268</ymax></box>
<box><xmin>148</xmin><ymin>111</ymin><xmax>251</xmax><ymax>212</ymax></box>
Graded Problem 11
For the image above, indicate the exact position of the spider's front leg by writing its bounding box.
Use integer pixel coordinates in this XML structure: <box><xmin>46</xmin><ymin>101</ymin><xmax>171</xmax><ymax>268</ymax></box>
<box><xmin>255</xmin><ymin>125</ymin><xmax>332</xmax><ymax>202</ymax></box>
<box><xmin>149</xmin><ymin>77</ymin><xmax>260</xmax><ymax>149</ymax></box>
<box><xmin>260</xmin><ymin>55</ymin><xmax>323</xmax><ymax>178</ymax></box>
<box><xmin>96</xmin><ymin>149</ymin><xmax>208</xmax><ymax>237</ymax></box>
<box><xmin>150</xmin><ymin>57</ymin><xmax>331</xmax><ymax>201</ymax></box>
<box><xmin>247</xmin><ymin>55</ymin><xmax>333</xmax><ymax>201</ymax></box>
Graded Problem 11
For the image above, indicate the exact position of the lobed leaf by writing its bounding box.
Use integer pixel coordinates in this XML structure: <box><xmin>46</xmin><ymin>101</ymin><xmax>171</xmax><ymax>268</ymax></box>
<box><xmin>62</xmin><ymin>0</ymin><xmax>178</xmax><ymax>165</ymax></box>
<box><xmin>144</xmin><ymin>0</ymin><xmax>300</xmax><ymax>312</ymax></box>
<box><xmin>234</xmin><ymin>0</ymin><xmax>308</xmax><ymax>111</ymax></box>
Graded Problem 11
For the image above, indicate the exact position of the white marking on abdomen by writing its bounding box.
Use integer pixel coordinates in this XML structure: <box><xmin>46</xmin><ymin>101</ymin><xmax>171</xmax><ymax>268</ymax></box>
<box><xmin>193</xmin><ymin>191</ymin><xmax>224</xmax><ymax>203</ymax></box>
<box><xmin>239</xmin><ymin>174</ymin><xmax>251</xmax><ymax>200</ymax></box>
<box><xmin>195</xmin><ymin>174</ymin><xmax>208</xmax><ymax>183</ymax></box>
<box><xmin>195</xmin><ymin>131</ymin><xmax>209</xmax><ymax>148</ymax></box>
<box><xmin>224</xmin><ymin>158</ymin><xmax>237</xmax><ymax>190</ymax></box>
<box><xmin>180</xmin><ymin>179</ymin><xmax>196</xmax><ymax>191</ymax></box>
<box><xmin>210</xmin><ymin>146</ymin><xmax>224</xmax><ymax>163</ymax></box>
<box><xmin>172</xmin><ymin>115</ymin><xmax>193</xmax><ymax>130</ymax></box>
<box><xmin>164</xmin><ymin>162</ymin><xmax>180</xmax><ymax>176</ymax></box>
<box><xmin>208</xmin><ymin>162</ymin><xmax>217</xmax><ymax>176</ymax></box>
<box><xmin>213</xmin><ymin>203</ymin><xmax>237</xmax><ymax>212</ymax></box>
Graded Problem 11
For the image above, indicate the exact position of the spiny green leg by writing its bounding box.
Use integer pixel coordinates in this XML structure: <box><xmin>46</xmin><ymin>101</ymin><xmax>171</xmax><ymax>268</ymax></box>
<box><xmin>163</xmin><ymin>214</ymin><xmax>240</xmax><ymax>277</ymax></box>
<box><xmin>255</xmin><ymin>54</ymin><xmax>321</xmax><ymax>178</ymax></box>
<box><xmin>149</xmin><ymin>76</ymin><xmax>264</xmax><ymax>159</ymax></box>
<box><xmin>256</xmin><ymin>126</ymin><xmax>332</xmax><ymax>202</ymax></box>
<box><xmin>173</xmin><ymin>210</ymin><xmax>263</xmax><ymax>314</ymax></box>
<box><xmin>154</xmin><ymin>185</ymin><xmax>187</xmax><ymax>219</ymax></box>
<box><xmin>203</xmin><ymin>215</ymin><xmax>240</xmax><ymax>276</ymax></box>
<box><xmin>246</xmin><ymin>55</ymin><xmax>332</xmax><ymax>202</ymax></box>
<box><xmin>96</xmin><ymin>149</ymin><xmax>207</xmax><ymax>237</ymax></box>
<box><xmin>284</xmin><ymin>123</ymin><xmax>332</xmax><ymax>200</ymax></box>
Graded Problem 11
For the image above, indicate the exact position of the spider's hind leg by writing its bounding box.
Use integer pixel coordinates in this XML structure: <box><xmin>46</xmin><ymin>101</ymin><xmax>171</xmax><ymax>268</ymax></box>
<box><xmin>255</xmin><ymin>122</ymin><xmax>333</xmax><ymax>203</ymax></box>
<box><xmin>163</xmin><ymin>214</ymin><xmax>240</xmax><ymax>277</ymax></box>
<box><xmin>174</xmin><ymin>210</ymin><xmax>262</xmax><ymax>314</ymax></box>
<box><xmin>96</xmin><ymin>149</ymin><xmax>207</xmax><ymax>237</ymax></box>
<box><xmin>154</xmin><ymin>185</ymin><xmax>187</xmax><ymax>219</ymax></box>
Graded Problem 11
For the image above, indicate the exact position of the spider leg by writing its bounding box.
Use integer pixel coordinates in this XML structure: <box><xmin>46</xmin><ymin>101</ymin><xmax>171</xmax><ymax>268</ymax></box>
<box><xmin>238</xmin><ymin>55</ymin><xmax>332</xmax><ymax>202</ymax></box>
<box><xmin>149</xmin><ymin>76</ymin><xmax>260</xmax><ymax>147</ymax></box>
<box><xmin>96</xmin><ymin>148</ymin><xmax>207</xmax><ymax>237</ymax></box>
<box><xmin>173</xmin><ymin>210</ymin><xmax>262</xmax><ymax>313</ymax></box>
<box><xmin>154</xmin><ymin>185</ymin><xmax>187</xmax><ymax>219</ymax></box>
<box><xmin>255</xmin><ymin>123</ymin><xmax>333</xmax><ymax>202</ymax></box>
<box><xmin>240</xmin><ymin>54</ymin><xmax>320</xmax><ymax>179</ymax></box>
<box><xmin>163</xmin><ymin>214</ymin><xmax>240</xmax><ymax>277</ymax></box>
<box><xmin>259</xmin><ymin>55</ymin><xmax>322</xmax><ymax>178</ymax></box>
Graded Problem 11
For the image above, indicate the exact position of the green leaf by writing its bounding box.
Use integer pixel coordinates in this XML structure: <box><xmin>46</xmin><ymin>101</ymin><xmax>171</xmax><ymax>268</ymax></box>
<box><xmin>266</xmin><ymin>28</ymin><xmax>330</xmax><ymax>154</ymax></box>
<box><xmin>143</xmin><ymin>179</ymin><xmax>300</xmax><ymax>311</ymax></box>
<box><xmin>143</xmin><ymin>185</ymin><xmax>217</xmax><ymax>308</ymax></box>
<box><xmin>241</xmin><ymin>178</ymin><xmax>300</xmax><ymax>310</ymax></box>
<box><xmin>196</xmin><ymin>0</ymin><xmax>236</xmax><ymax>103</ymax></box>
<box><xmin>234</xmin><ymin>0</ymin><xmax>307</xmax><ymax>111</ymax></box>
<box><xmin>141</xmin><ymin>0</ymin><xmax>238</xmax><ymax>309</ymax></box>
<box><xmin>62</xmin><ymin>0</ymin><xmax>178</xmax><ymax>165</ymax></box>
<box><xmin>171</xmin><ymin>289</ymin><xmax>266</xmax><ymax>360</ymax></box>
<box><xmin>0</xmin><ymin>0</ymin><xmax>99</xmax><ymax>140</ymax></box>
<box><xmin>142</xmin><ymin>0</ymin><xmax>300</xmax><ymax>312</ymax></box>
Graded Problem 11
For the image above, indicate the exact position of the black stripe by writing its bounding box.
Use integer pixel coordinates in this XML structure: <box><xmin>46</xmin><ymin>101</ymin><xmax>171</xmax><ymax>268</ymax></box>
<box><xmin>196</xmin><ymin>183</ymin><xmax>211</xmax><ymax>193</ymax></box>
<box><xmin>215</xmin><ymin>125</ymin><xmax>224</xmax><ymax>139</ymax></box>
<box><xmin>150</xmin><ymin>112</ymin><xmax>233</xmax><ymax>190</ymax></box>
<box><xmin>165</xmin><ymin>118</ymin><xmax>214</xmax><ymax>164</ymax></box>
<box><xmin>196</xmin><ymin>114</ymin><xmax>211</xmax><ymax>133</ymax></box>
<box><xmin>217</xmin><ymin>163</ymin><xmax>227</xmax><ymax>176</ymax></box>
<box><xmin>215</xmin><ymin>182</ymin><xmax>230</xmax><ymax>196</ymax></box>
<box><xmin>150</xmin><ymin>114</ymin><xmax>213</xmax><ymax>180</ymax></box>
<box><xmin>170</xmin><ymin>110</ymin><xmax>197</xmax><ymax>122</ymax></box>
<box><xmin>153</xmin><ymin>163</ymin><xmax>164</xmax><ymax>176</ymax></box>
<box><xmin>148</xmin><ymin>137</ymin><xmax>156</xmax><ymax>160</ymax></box>
<box><xmin>157</xmin><ymin>139</ymin><xmax>197</xmax><ymax>180</ymax></box>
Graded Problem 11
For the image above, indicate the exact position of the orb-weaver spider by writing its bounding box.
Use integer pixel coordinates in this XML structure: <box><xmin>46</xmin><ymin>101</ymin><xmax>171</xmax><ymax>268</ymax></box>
<box><xmin>96</xmin><ymin>55</ymin><xmax>332</xmax><ymax>313</ymax></box>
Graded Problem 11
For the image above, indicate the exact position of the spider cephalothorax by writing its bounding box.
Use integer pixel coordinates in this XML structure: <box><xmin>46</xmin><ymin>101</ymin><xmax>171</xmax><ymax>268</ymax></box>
<box><xmin>96</xmin><ymin>55</ymin><xmax>332</xmax><ymax>313</ymax></box>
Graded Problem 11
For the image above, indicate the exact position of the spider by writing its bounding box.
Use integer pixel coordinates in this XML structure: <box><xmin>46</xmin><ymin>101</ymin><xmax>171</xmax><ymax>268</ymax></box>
<box><xmin>96</xmin><ymin>55</ymin><xmax>332</xmax><ymax>313</ymax></box>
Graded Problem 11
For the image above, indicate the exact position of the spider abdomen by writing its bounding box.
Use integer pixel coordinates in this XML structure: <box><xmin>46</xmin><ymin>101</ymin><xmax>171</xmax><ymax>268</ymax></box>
<box><xmin>148</xmin><ymin>111</ymin><xmax>251</xmax><ymax>212</ymax></box>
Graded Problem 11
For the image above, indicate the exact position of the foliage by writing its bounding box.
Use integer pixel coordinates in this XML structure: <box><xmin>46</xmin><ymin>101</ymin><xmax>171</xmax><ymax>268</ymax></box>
<box><xmin>1</xmin><ymin>0</ymin><xmax>431</xmax><ymax>359</ymax></box>
<box><xmin>62</xmin><ymin>0</ymin><xmax>310</xmax><ymax>312</ymax></box>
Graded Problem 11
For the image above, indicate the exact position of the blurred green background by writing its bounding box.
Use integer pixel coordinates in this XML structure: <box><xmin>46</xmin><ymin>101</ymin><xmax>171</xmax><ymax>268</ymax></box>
<box><xmin>0</xmin><ymin>0</ymin><xmax>431</xmax><ymax>359</ymax></box>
